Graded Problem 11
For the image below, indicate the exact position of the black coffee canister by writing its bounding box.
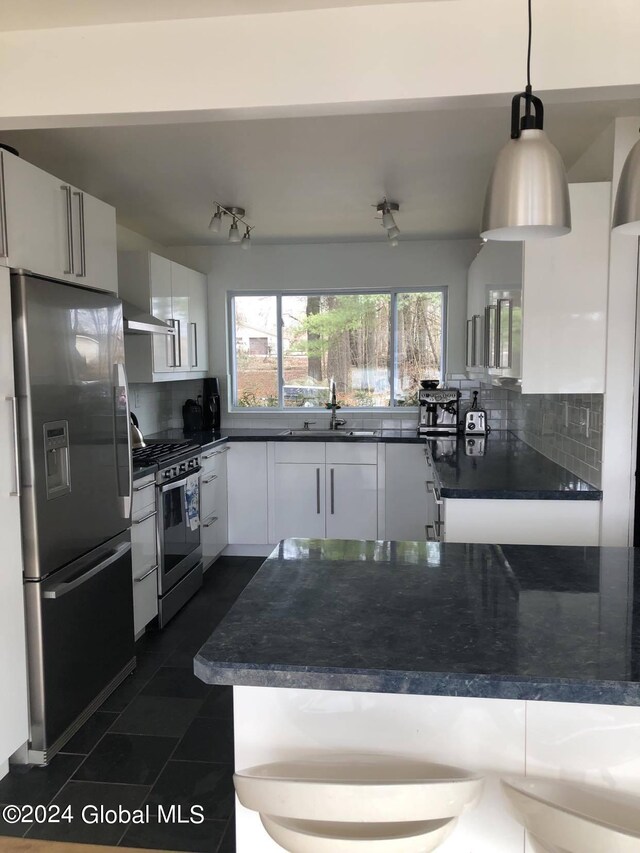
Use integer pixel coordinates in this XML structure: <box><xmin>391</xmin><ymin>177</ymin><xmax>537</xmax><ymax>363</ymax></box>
<box><xmin>182</xmin><ymin>398</ymin><xmax>204</xmax><ymax>432</ymax></box>
<box><xmin>202</xmin><ymin>377</ymin><xmax>221</xmax><ymax>431</ymax></box>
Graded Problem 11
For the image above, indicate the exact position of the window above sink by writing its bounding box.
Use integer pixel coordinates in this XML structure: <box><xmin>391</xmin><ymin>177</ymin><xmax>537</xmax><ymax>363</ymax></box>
<box><xmin>229</xmin><ymin>289</ymin><xmax>446</xmax><ymax>411</ymax></box>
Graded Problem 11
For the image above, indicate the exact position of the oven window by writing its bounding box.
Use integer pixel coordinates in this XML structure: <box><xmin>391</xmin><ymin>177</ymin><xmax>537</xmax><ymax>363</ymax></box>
<box><xmin>162</xmin><ymin>481</ymin><xmax>199</xmax><ymax>574</ymax></box>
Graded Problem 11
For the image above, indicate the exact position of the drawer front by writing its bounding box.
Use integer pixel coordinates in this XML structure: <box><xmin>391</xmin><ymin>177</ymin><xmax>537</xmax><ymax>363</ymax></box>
<box><xmin>202</xmin><ymin>509</ymin><xmax>228</xmax><ymax>558</ymax></box>
<box><xmin>326</xmin><ymin>442</ymin><xmax>377</xmax><ymax>465</ymax></box>
<box><xmin>274</xmin><ymin>442</ymin><xmax>326</xmax><ymax>464</ymax></box>
<box><xmin>132</xmin><ymin>476</ymin><xmax>156</xmax><ymax>516</ymax></box>
<box><xmin>131</xmin><ymin>510</ymin><xmax>158</xmax><ymax>578</ymax></box>
<box><xmin>201</xmin><ymin>444</ymin><xmax>230</xmax><ymax>473</ymax></box>
<box><xmin>201</xmin><ymin>473</ymin><xmax>226</xmax><ymax>518</ymax></box>
<box><xmin>133</xmin><ymin>568</ymin><xmax>158</xmax><ymax>635</ymax></box>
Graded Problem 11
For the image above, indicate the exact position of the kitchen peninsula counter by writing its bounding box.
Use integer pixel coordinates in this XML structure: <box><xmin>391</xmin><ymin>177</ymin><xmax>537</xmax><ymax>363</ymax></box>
<box><xmin>427</xmin><ymin>433</ymin><xmax>602</xmax><ymax>501</ymax></box>
<box><xmin>195</xmin><ymin>538</ymin><xmax>638</xmax><ymax>706</ymax></box>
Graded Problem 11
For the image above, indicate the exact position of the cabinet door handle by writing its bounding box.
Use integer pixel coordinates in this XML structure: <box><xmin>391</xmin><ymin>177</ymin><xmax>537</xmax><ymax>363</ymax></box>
<box><xmin>6</xmin><ymin>395</ymin><xmax>20</xmax><ymax>497</ymax></box>
<box><xmin>133</xmin><ymin>479</ymin><xmax>155</xmax><ymax>492</ymax></box>
<box><xmin>61</xmin><ymin>185</ymin><xmax>74</xmax><ymax>274</ymax></box>
<box><xmin>73</xmin><ymin>191</ymin><xmax>86</xmax><ymax>277</ymax></box>
<box><xmin>175</xmin><ymin>319</ymin><xmax>182</xmax><ymax>367</ymax></box>
<box><xmin>203</xmin><ymin>515</ymin><xmax>218</xmax><ymax>528</ymax></box>
<box><xmin>202</xmin><ymin>446</ymin><xmax>229</xmax><ymax>459</ymax></box>
<box><xmin>133</xmin><ymin>509</ymin><xmax>156</xmax><ymax>524</ymax></box>
<box><xmin>316</xmin><ymin>467</ymin><xmax>320</xmax><ymax>514</ymax></box>
<box><xmin>426</xmin><ymin>481</ymin><xmax>443</xmax><ymax>505</ymax></box>
<box><xmin>330</xmin><ymin>468</ymin><xmax>335</xmax><ymax>515</ymax></box>
<box><xmin>191</xmin><ymin>322</ymin><xmax>198</xmax><ymax>368</ymax></box>
<box><xmin>0</xmin><ymin>153</ymin><xmax>8</xmax><ymax>259</ymax></box>
<box><xmin>135</xmin><ymin>565</ymin><xmax>158</xmax><ymax>583</ymax></box>
<box><xmin>202</xmin><ymin>474</ymin><xmax>218</xmax><ymax>484</ymax></box>
<box><xmin>167</xmin><ymin>319</ymin><xmax>177</xmax><ymax>368</ymax></box>
<box><xmin>496</xmin><ymin>298</ymin><xmax>512</xmax><ymax>369</ymax></box>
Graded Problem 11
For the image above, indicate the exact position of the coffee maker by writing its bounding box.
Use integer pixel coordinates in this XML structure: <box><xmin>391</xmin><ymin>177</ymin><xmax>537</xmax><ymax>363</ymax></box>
<box><xmin>417</xmin><ymin>380</ymin><xmax>460</xmax><ymax>435</ymax></box>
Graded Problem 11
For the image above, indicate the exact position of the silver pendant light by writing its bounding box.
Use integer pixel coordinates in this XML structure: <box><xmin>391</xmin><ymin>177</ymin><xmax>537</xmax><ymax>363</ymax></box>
<box><xmin>481</xmin><ymin>0</ymin><xmax>571</xmax><ymax>241</ymax></box>
<box><xmin>612</xmin><ymin>134</ymin><xmax>640</xmax><ymax>235</ymax></box>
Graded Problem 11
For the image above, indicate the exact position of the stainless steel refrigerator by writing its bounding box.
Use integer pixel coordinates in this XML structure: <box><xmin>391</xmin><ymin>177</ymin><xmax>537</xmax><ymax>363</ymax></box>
<box><xmin>11</xmin><ymin>271</ymin><xmax>135</xmax><ymax>765</ymax></box>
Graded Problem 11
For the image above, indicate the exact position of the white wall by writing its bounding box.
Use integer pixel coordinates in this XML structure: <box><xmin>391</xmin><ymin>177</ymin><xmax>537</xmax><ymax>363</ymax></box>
<box><xmin>600</xmin><ymin>118</ymin><xmax>640</xmax><ymax>545</ymax></box>
<box><xmin>170</xmin><ymin>239</ymin><xmax>479</xmax><ymax>413</ymax></box>
<box><xmin>1</xmin><ymin>0</ymin><xmax>639</xmax><ymax>128</ymax></box>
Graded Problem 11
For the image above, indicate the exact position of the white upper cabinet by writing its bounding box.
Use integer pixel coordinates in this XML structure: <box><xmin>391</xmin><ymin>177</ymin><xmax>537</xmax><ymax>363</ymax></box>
<box><xmin>187</xmin><ymin>267</ymin><xmax>209</xmax><ymax>373</ymax></box>
<box><xmin>521</xmin><ymin>181</ymin><xmax>611</xmax><ymax>395</ymax></box>
<box><xmin>76</xmin><ymin>190</ymin><xmax>118</xmax><ymax>293</ymax></box>
<box><xmin>465</xmin><ymin>182</ymin><xmax>611</xmax><ymax>394</ymax></box>
<box><xmin>119</xmin><ymin>251</ymin><xmax>209</xmax><ymax>382</ymax></box>
<box><xmin>466</xmin><ymin>242</ymin><xmax>522</xmax><ymax>383</ymax></box>
<box><xmin>0</xmin><ymin>149</ymin><xmax>117</xmax><ymax>293</ymax></box>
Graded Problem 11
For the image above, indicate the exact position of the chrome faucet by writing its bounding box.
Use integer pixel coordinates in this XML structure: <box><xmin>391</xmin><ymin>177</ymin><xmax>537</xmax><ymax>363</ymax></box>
<box><xmin>328</xmin><ymin>379</ymin><xmax>346</xmax><ymax>430</ymax></box>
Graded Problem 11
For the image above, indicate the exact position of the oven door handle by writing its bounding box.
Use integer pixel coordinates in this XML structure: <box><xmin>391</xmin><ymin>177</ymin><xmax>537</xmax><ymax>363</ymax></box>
<box><xmin>160</xmin><ymin>467</ymin><xmax>202</xmax><ymax>492</ymax></box>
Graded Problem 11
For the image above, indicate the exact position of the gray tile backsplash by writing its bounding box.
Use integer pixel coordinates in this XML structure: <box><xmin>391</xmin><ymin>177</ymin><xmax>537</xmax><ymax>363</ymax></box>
<box><xmin>133</xmin><ymin>376</ymin><xmax>603</xmax><ymax>489</ymax></box>
<box><xmin>450</xmin><ymin>380</ymin><xmax>603</xmax><ymax>489</ymax></box>
<box><xmin>130</xmin><ymin>380</ymin><xmax>204</xmax><ymax>435</ymax></box>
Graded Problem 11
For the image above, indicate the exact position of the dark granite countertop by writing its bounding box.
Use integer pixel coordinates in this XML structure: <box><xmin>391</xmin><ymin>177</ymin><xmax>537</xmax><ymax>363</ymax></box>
<box><xmin>147</xmin><ymin>427</ymin><xmax>426</xmax><ymax>448</ymax></box>
<box><xmin>133</xmin><ymin>462</ymin><xmax>157</xmax><ymax>481</ymax></box>
<box><xmin>195</xmin><ymin>538</ymin><xmax>640</xmax><ymax>706</ymax></box>
<box><xmin>427</xmin><ymin>433</ymin><xmax>601</xmax><ymax>500</ymax></box>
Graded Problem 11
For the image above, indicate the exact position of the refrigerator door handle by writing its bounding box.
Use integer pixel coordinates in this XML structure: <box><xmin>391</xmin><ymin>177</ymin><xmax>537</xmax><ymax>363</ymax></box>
<box><xmin>115</xmin><ymin>362</ymin><xmax>133</xmax><ymax>519</ymax></box>
<box><xmin>6</xmin><ymin>395</ymin><xmax>20</xmax><ymax>497</ymax></box>
<box><xmin>43</xmin><ymin>541</ymin><xmax>132</xmax><ymax>599</ymax></box>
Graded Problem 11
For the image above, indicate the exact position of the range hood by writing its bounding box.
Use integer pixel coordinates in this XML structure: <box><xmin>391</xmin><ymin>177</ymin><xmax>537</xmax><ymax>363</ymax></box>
<box><xmin>121</xmin><ymin>299</ymin><xmax>173</xmax><ymax>335</ymax></box>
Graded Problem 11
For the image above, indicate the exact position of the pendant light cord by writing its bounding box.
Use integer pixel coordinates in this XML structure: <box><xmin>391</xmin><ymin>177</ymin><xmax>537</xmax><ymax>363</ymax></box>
<box><xmin>525</xmin><ymin>0</ymin><xmax>533</xmax><ymax>115</ymax></box>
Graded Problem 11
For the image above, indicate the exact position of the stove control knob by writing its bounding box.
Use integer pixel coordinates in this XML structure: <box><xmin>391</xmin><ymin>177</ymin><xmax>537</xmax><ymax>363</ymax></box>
<box><xmin>164</xmin><ymin>470</ymin><xmax>172</xmax><ymax>479</ymax></box>
<box><xmin>179</xmin><ymin>463</ymin><xmax>186</xmax><ymax>473</ymax></box>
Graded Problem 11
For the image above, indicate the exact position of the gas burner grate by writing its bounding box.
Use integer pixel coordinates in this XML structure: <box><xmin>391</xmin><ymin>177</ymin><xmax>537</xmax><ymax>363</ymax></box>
<box><xmin>132</xmin><ymin>440</ymin><xmax>200</xmax><ymax>467</ymax></box>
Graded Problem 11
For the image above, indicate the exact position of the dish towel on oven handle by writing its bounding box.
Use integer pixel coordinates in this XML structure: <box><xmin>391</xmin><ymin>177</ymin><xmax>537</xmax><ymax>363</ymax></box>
<box><xmin>185</xmin><ymin>473</ymin><xmax>200</xmax><ymax>531</ymax></box>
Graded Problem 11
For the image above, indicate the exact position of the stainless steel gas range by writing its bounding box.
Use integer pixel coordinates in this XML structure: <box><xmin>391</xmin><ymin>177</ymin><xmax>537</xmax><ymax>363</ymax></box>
<box><xmin>133</xmin><ymin>440</ymin><xmax>203</xmax><ymax>627</ymax></box>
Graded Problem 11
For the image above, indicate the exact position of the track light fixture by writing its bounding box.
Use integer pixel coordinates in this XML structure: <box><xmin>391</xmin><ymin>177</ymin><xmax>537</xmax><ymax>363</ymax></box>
<box><xmin>481</xmin><ymin>0</ymin><xmax>571</xmax><ymax>241</ymax></box>
<box><xmin>376</xmin><ymin>199</ymin><xmax>401</xmax><ymax>246</ymax></box>
<box><xmin>207</xmin><ymin>202</ymin><xmax>254</xmax><ymax>244</ymax></box>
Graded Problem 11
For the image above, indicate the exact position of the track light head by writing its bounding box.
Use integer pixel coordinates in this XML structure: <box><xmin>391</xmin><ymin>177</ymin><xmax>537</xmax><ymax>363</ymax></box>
<box><xmin>228</xmin><ymin>218</ymin><xmax>242</xmax><ymax>243</ymax></box>
<box><xmin>387</xmin><ymin>225</ymin><xmax>400</xmax><ymax>239</ymax></box>
<box><xmin>208</xmin><ymin>208</ymin><xmax>223</xmax><ymax>232</ymax></box>
<box><xmin>241</xmin><ymin>228</ymin><xmax>252</xmax><ymax>250</ymax></box>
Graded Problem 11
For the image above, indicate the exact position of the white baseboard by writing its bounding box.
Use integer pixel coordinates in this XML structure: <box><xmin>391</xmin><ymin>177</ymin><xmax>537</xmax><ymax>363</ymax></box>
<box><xmin>222</xmin><ymin>545</ymin><xmax>274</xmax><ymax>558</ymax></box>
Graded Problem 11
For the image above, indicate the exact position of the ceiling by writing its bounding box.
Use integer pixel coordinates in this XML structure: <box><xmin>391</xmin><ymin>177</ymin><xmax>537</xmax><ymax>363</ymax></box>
<box><xmin>1</xmin><ymin>98</ymin><xmax>637</xmax><ymax>246</ymax></box>
<box><xmin>0</xmin><ymin>0</ymin><xmax>432</xmax><ymax>31</ymax></box>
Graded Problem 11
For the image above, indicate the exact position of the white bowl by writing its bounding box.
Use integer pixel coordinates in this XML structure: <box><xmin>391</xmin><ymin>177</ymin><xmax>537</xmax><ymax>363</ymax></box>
<box><xmin>261</xmin><ymin>814</ymin><xmax>457</xmax><ymax>853</ymax></box>
<box><xmin>502</xmin><ymin>776</ymin><xmax>640</xmax><ymax>853</ymax></box>
<box><xmin>234</xmin><ymin>753</ymin><xmax>484</xmax><ymax>823</ymax></box>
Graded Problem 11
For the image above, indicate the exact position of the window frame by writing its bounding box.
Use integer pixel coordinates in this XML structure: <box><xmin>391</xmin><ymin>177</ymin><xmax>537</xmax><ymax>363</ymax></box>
<box><xmin>227</xmin><ymin>287</ymin><xmax>448</xmax><ymax>412</ymax></box>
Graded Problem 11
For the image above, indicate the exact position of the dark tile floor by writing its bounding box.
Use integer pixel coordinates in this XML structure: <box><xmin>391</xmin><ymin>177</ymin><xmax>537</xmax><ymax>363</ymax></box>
<box><xmin>0</xmin><ymin>555</ymin><xmax>263</xmax><ymax>852</ymax></box>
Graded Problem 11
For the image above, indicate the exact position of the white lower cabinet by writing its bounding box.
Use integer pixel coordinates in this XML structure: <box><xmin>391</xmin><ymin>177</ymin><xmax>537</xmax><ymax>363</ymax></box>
<box><xmin>270</xmin><ymin>443</ymin><xmax>378</xmax><ymax>542</ymax></box>
<box><xmin>274</xmin><ymin>463</ymin><xmax>326</xmax><ymax>540</ymax></box>
<box><xmin>228</xmin><ymin>442</ymin><xmax>269</xmax><ymax>545</ymax></box>
<box><xmin>131</xmin><ymin>474</ymin><xmax>158</xmax><ymax>637</ymax></box>
<box><xmin>201</xmin><ymin>445</ymin><xmax>229</xmax><ymax>561</ymax></box>
<box><xmin>384</xmin><ymin>444</ymin><xmax>430</xmax><ymax>541</ymax></box>
<box><xmin>443</xmin><ymin>498</ymin><xmax>601</xmax><ymax>546</ymax></box>
<box><xmin>326</xmin><ymin>463</ymin><xmax>378</xmax><ymax>540</ymax></box>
